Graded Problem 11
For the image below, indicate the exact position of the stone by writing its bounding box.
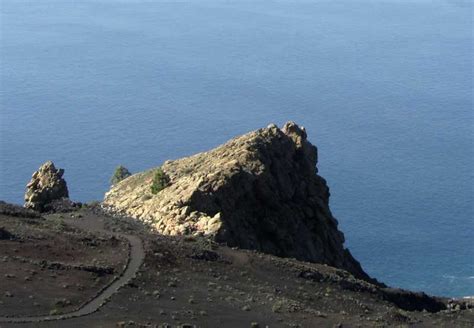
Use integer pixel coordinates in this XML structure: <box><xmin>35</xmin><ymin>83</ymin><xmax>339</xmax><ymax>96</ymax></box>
<box><xmin>24</xmin><ymin>161</ymin><xmax>70</xmax><ymax>212</ymax></box>
<box><xmin>168</xmin><ymin>281</ymin><xmax>177</xmax><ymax>287</ymax></box>
<box><xmin>103</xmin><ymin>122</ymin><xmax>371</xmax><ymax>281</ymax></box>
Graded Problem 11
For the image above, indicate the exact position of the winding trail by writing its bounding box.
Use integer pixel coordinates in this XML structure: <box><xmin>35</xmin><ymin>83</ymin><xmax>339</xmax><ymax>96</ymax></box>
<box><xmin>0</xmin><ymin>215</ymin><xmax>145</xmax><ymax>323</ymax></box>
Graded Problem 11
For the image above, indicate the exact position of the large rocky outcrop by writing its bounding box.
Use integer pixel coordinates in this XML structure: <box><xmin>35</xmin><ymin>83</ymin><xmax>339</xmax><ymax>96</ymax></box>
<box><xmin>104</xmin><ymin>122</ymin><xmax>372</xmax><ymax>281</ymax></box>
<box><xmin>24</xmin><ymin>161</ymin><xmax>70</xmax><ymax>212</ymax></box>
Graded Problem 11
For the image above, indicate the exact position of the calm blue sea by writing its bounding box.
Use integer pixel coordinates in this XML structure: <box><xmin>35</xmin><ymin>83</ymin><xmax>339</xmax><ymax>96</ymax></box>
<box><xmin>1</xmin><ymin>0</ymin><xmax>472</xmax><ymax>297</ymax></box>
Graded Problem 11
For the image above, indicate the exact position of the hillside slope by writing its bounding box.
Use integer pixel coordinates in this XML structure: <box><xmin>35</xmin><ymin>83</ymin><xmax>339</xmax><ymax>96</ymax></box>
<box><xmin>1</xmin><ymin>203</ymin><xmax>472</xmax><ymax>327</ymax></box>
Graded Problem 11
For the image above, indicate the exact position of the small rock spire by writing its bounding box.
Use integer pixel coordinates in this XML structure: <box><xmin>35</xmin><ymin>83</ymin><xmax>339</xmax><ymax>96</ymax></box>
<box><xmin>24</xmin><ymin>161</ymin><xmax>69</xmax><ymax>212</ymax></box>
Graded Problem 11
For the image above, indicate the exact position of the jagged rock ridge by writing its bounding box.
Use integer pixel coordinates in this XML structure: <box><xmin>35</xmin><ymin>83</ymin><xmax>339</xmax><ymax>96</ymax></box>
<box><xmin>104</xmin><ymin>122</ymin><xmax>371</xmax><ymax>281</ymax></box>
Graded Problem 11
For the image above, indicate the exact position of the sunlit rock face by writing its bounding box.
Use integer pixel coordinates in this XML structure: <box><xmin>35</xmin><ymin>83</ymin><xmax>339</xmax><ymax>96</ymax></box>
<box><xmin>104</xmin><ymin>122</ymin><xmax>371</xmax><ymax>281</ymax></box>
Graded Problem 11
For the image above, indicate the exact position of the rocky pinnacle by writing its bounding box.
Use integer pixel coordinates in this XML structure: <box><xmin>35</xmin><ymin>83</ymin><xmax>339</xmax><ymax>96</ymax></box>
<box><xmin>24</xmin><ymin>161</ymin><xmax>69</xmax><ymax>212</ymax></box>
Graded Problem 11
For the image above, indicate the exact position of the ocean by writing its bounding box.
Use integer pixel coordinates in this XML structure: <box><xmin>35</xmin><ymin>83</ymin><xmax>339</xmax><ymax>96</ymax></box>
<box><xmin>1</xmin><ymin>0</ymin><xmax>472</xmax><ymax>297</ymax></box>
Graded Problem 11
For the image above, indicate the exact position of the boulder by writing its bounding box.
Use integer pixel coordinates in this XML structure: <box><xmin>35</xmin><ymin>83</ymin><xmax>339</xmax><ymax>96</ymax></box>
<box><xmin>24</xmin><ymin>161</ymin><xmax>70</xmax><ymax>212</ymax></box>
<box><xmin>103</xmin><ymin>122</ymin><xmax>372</xmax><ymax>281</ymax></box>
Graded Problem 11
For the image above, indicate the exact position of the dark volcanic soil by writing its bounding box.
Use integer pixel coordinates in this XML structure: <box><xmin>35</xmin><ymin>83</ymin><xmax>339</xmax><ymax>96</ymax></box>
<box><xmin>0</xmin><ymin>205</ymin><xmax>472</xmax><ymax>327</ymax></box>
<box><xmin>0</xmin><ymin>208</ymin><xmax>128</xmax><ymax>317</ymax></box>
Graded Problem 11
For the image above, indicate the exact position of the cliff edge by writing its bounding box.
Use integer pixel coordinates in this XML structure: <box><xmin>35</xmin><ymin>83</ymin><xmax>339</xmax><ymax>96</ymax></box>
<box><xmin>104</xmin><ymin>122</ymin><xmax>370</xmax><ymax>281</ymax></box>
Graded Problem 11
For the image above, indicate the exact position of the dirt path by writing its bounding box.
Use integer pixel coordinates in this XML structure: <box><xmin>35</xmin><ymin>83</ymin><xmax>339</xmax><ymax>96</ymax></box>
<box><xmin>0</xmin><ymin>215</ymin><xmax>145</xmax><ymax>324</ymax></box>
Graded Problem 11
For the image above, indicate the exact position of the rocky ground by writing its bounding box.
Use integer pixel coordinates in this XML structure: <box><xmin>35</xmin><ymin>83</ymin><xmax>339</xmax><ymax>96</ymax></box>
<box><xmin>0</xmin><ymin>203</ymin><xmax>128</xmax><ymax>319</ymax></box>
<box><xmin>1</xmin><ymin>203</ymin><xmax>472</xmax><ymax>327</ymax></box>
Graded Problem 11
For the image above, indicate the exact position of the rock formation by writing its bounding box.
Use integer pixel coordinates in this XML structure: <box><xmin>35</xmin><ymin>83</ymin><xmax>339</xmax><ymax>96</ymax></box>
<box><xmin>24</xmin><ymin>161</ymin><xmax>70</xmax><ymax>212</ymax></box>
<box><xmin>104</xmin><ymin>122</ymin><xmax>372</xmax><ymax>281</ymax></box>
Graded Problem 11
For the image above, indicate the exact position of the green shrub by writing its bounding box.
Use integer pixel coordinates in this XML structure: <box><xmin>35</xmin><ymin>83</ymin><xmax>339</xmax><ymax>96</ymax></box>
<box><xmin>151</xmin><ymin>167</ymin><xmax>170</xmax><ymax>194</ymax></box>
<box><xmin>110</xmin><ymin>165</ymin><xmax>132</xmax><ymax>185</ymax></box>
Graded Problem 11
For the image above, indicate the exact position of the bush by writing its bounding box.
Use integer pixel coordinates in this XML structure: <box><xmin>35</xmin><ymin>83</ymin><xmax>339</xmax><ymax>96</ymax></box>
<box><xmin>110</xmin><ymin>165</ymin><xmax>132</xmax><ymax>185</ymax></box>
<box><xmin>151</xmin><ymin>167</ymin><xmax>170</xmax><ymax>194</ymax></box>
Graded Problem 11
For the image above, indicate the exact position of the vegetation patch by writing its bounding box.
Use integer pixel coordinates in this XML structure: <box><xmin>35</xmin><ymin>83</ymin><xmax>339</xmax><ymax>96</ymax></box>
<box><xmin>110</xmin><ymin>165</ymin><xmax>132</xmax><ymax>185</ymax></box>
<box><xmin>150</xmin><ymin>168</ymin><xmax>170</xmax><ymax>194</ymax></box>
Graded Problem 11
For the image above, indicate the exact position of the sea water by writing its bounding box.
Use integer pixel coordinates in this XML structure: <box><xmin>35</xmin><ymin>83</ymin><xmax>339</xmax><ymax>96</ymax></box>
<box><xmin>1</xmin><ymin>0</ymin><xmax>472</xmax><ymax>297</ymax></box>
